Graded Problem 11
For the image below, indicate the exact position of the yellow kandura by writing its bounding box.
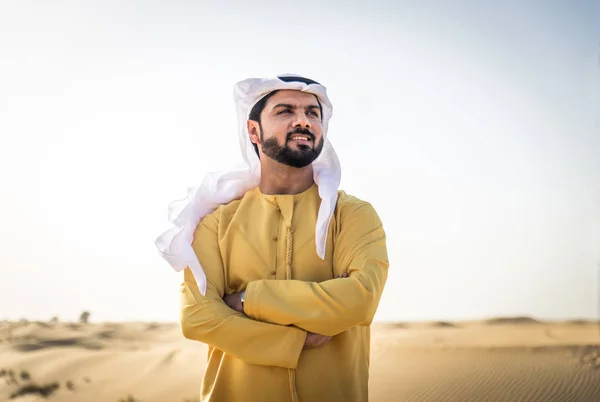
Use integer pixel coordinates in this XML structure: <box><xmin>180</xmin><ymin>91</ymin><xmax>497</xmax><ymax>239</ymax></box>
<box><xmin>180</xmin><ymin>183</ymin><xmax>389</xmax><ymax>402</ymax></box>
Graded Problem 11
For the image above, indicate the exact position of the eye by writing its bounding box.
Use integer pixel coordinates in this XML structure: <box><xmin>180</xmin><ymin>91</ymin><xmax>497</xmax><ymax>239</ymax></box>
<box><xmin>308</xmin><ymin>110</ymin><xmax>319</xmax><ymax>117</ymax></box>
<box><xmin>277</xmin><ymin>109</ymin><xmax>292</xmax><ymax>114</ymax></box>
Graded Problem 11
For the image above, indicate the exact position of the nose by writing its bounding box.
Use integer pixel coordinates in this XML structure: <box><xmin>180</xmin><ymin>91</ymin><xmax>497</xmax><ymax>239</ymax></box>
<box><xmin>292</xmin><ymin>111</ymin><xmax>311</xmax><ymax>129</ymax></box>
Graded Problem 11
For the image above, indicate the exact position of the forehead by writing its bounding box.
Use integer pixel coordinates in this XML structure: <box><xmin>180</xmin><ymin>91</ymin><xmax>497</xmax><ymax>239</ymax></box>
<box><xmin>264</xmin><ymin>90</ymin><xmax>319</xmax><ymax>109</ymax></box>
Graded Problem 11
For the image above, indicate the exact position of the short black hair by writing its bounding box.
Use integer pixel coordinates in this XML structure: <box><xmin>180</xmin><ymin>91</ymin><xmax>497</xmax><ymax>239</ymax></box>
<box><xmin>248</xmin><ymin>75</ymin><xmax>323</xmax><ymax>157</ymax></box>
<box><xmin>248</xmin><ymin>90</ymin><xmax>280</xmax><ymax>124</ymax></box>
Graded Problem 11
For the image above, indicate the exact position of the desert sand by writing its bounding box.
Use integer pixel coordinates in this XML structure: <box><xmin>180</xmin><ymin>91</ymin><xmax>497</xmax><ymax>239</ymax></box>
<box><xmin>1</xmin><ymin>317</ymin><xmax>599</xmax><ymax>402</ymax></box>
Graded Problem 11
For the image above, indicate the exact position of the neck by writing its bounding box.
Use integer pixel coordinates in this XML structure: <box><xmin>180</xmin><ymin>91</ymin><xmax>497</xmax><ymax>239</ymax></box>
<box><xmin>258</xmin><ymin>159</ymin><xmax>315</xmax><ymax>195</ymax></box>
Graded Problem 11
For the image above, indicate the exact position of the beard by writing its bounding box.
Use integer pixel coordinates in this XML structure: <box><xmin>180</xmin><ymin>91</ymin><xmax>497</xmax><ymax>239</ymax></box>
<box><xmin>260</xmin><ymin>127</ymin><xmax>324</xmax><ymax>168</ymax></box>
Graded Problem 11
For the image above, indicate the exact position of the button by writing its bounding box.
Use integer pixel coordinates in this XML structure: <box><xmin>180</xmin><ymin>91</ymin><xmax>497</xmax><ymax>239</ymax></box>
<box><xmin>272</xmin><ymin>236</ymin><xmax>278</xmax><ymax>241</ymax></box>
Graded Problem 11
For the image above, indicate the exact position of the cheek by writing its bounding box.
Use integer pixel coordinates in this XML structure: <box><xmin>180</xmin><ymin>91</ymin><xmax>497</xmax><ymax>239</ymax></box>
<box><xmin>265</xmin><ymin>121</ymin><xmax>290</xmax><ymax>138</ymax></box>
<box><xmin>312</xmin><ymin>123</ymin><xmax>324</xmax><ymax>137</ymax></box>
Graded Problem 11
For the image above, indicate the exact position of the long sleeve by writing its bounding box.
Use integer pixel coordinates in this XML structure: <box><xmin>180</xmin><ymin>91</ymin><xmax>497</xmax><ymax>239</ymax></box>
<box><xmin>243</xmin><ymin>202</ymin><xmax>389</xmax><ymax>337</ymax></box>
<box><xmin>179</xmin><ymin>213</ymin><xmax>307</xmax><ymax>369</ymax></box>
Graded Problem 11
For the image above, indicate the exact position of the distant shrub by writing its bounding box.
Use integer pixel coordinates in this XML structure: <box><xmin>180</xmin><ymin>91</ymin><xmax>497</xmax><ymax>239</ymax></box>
<box><xmin>79</xmin><ymin>311</ymin><xmax>91</xmax><ymax>324</ymax></box>
<box><xmin>20</xmin><ymin>370</ymin><xmax>31</xmax><ymax>381</ymax></box>
<box><xmin>119</xmin><ymin>395</ymin><xmax>140</xmax><ymax>402</ymax></box>
<box><xmin>9</xmin><ymin>382</ymin><xmax>60</xmax><ymax>399</ymax></box>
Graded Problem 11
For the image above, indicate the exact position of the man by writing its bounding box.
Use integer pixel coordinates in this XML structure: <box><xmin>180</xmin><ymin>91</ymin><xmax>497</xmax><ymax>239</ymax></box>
<box><xmin>155</xmin><ymin>75</ymin><xmax>389</xmax><ymax>402</ymax></box>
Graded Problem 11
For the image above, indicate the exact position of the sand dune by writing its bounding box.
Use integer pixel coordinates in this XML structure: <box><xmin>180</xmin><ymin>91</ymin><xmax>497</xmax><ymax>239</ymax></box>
<box><xmin>1</xmin><ymin>318</ymin><xmax>599</xmax><ymax>401</ymax></box>
<box><xmin>481</xmin><ymin>316</ymin><xmax>544</xmax><ymax>325</ymax></box>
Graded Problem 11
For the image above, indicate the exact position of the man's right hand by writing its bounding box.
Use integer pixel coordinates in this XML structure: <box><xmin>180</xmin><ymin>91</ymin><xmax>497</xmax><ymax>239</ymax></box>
<box><xmin>303</xmin><ymin>332</ymin><xmax>332</xmax><ymax>350</ymax></box>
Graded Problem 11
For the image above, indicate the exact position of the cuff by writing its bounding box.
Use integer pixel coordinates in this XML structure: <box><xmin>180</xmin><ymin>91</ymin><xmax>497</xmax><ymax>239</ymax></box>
<box><xmin>285</xmin><ymin>327</ymin><xmax>307</xmax><ymax>369</ymax></box>
<box><xmin>243</xmin><ymin>281</ymin><xmax>261</xmax><ymax>320</ymax></box>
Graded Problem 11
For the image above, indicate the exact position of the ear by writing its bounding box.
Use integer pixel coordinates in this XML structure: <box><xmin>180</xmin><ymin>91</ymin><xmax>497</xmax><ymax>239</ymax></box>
<box><xmin>247</xmin><ymin>120</ymin><xmax>261</xmax><ymax>145</ymax></box>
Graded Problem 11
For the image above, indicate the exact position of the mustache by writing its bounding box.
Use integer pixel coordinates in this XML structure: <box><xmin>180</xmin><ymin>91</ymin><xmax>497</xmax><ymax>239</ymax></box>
<box><xmin>286</xmin><ymin>128</ymin><xmax>315</xmax><ymax>141</ymax></box>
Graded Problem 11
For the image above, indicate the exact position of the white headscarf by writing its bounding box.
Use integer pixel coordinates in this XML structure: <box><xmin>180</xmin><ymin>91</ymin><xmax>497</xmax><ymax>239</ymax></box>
<box><xmin>155</xmin><ymin>74</ymin><xmax>342</xmax><ymax>295</ymax></box>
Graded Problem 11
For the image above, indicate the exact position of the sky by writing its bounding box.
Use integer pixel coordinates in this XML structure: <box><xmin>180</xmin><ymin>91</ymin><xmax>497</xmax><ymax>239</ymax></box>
<box><xmin>1</xmin><ymin>0</ymin><xmax>599</xmax><ymax>323</ymax></box>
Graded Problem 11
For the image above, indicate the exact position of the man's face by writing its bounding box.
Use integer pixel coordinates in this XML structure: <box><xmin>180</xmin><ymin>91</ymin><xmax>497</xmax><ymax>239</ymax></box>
<box><xmin>249</xmin><ymin>90</ymin><xmax>324</xmax><ymax>168</ymax></box>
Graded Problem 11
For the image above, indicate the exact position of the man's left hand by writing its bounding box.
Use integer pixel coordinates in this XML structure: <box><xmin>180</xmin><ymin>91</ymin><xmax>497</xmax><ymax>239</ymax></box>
<box><xmin>223</xmin><ymin>292</ymin><xmax>244</xmax><ymax>313</ymax></box>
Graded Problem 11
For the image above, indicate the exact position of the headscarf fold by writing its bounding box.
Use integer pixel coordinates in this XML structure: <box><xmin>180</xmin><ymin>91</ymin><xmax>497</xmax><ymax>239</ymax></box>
<box><xmin>155</xmin><ymin>74</ymin><xmax>342</xmax><ymax>295</ymax></box>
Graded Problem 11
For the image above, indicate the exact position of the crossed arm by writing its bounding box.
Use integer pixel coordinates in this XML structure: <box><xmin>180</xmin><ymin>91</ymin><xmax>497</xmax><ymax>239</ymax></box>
<box><xmin>180</xmin><ymin>213</ymin><xmax>308</xmax><ymax>369</ymax></box>
<box><xmin>229</xmin><ymin>203</ymin><xmax>388</xmax><ymax>336</ymax></box>
<box><xmin>179</xmin><ymin>202</ymin><xmax>389</xmax><ymax>367</ymax></box>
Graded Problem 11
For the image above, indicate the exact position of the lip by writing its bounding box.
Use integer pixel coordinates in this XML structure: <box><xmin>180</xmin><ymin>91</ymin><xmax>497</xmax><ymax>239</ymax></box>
<box><xmin>289</xmin><ymin>139</ymin><xmax>312</xmax><ymax>146</ymax></box>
